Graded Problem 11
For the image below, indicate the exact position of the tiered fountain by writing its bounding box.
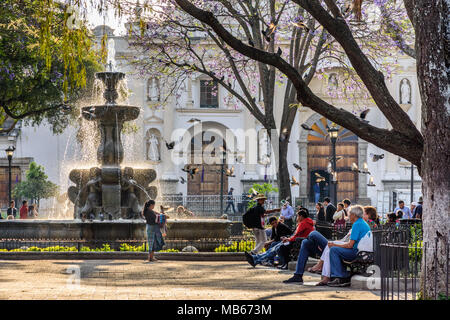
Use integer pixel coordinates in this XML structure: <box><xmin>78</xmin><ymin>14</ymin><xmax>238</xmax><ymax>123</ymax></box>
<box><xmin>0</xmin><ymin>70</ymin><xmax>232</xmax><ymax>245</ymax></box>
<box><xmin>67</xmin><ymin>71</ymin><xmax>157</xmax><ymax>220</ymax></box>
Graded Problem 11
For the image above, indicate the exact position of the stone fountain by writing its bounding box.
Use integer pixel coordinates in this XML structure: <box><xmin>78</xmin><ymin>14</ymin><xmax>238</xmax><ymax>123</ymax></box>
<box><xmin>67</xmin><ymin>71</ymin><xmax>157</xmax><ymax>220</ymax></box>
<box><xmin>0</xmin><ymin>70</ymin><xmax>232</xmax><ymax>247</ymax></box>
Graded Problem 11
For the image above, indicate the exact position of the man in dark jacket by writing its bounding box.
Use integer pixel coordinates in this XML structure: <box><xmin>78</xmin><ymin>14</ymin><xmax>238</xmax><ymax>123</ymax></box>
<box><xmin>323</xmin><ymin>197</ymin><xmax>336</xmax><ymax>223</ymax></box>
<box><xmin>245</xmin><ymin>216</ymin><xmax>292</xmax><ymax>267</ymax></box>
<box><xmin>265</xmin><ymin>216</ymin><xmax>292</xmax><ymax>250</ymax></box>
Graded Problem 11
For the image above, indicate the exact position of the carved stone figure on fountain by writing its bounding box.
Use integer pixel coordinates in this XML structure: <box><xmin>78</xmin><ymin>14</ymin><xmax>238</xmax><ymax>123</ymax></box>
<box><xmin>121</xmin><ymin>167</ymin><xmax>142</xmax><ymax>219</ymax></box>
<box><xmin>80</xmin><ymin>167</ymin><xmax>102</xmax><ymax>220</ymax></box>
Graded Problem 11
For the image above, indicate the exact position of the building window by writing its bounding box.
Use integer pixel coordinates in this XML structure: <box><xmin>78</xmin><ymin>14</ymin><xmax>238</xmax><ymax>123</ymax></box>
<box><xmin>147</xmin><ymin>78</ymin><xmax>160</xmax><ymax>102</ymax></box>
<box><xmin>200</xmin><ymin>80</ymin><xmax>218</xmax><ymax>108</ymax></box>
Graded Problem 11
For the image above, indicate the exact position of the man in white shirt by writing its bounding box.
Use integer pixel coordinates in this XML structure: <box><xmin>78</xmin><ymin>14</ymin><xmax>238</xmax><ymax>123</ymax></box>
<box><xmin>394</xmin><ymin>200</ymin><xmax>412</xmax><ymax>219</ymax></box>
<box><xmin>279</xmin><ymin>200</ymin><xmax>295</xmax><ymax>229</ymax></box>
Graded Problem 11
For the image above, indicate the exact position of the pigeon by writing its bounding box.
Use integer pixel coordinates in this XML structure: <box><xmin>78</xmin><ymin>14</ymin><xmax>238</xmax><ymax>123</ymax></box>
<box><xmin>165</xmin><ymin>140</ymin><xmax>175</xmax><ymax>150</ymax></box>
<box><xmin>291</xmin><ymin>176</ymin><xmax>300</xmax><ymax>186</ymax></box>
<box><xmin>360</xmin><ymin>109</ymin><xmax>370</xmax><ymax>123</ymax></box>
<box><xmin>328</xmin><ymin>155</ymin><xmax>344</xmax><ymax>162</ymax></box>
<box><xmin>225</xmin><ymin>166</ymin><xmax>235</xmax><ymax>177</ymax></box>
<box><xmin>301</xmin><ymin>124</ymin><xmax>313</xmax><ymax>131</ymax></box>
<box><xmin>280</xmin><ymin>128</ymin><xmax>290</xmax><ymax>142</ymax></box>
<box><xmin>315</xmin><ymin>172</ymin><xmax>325</xmax><ymax>179</ymax></box>
<box><xmin>82</xmin><ymin>110</ymin><xmax>96</xmax><ymax>119</ymax></box>
<box><xmin>293</xmin><ymin>163</ymin><xmax>302</xmax><ymax>171</ymax></box>
<box><xmin>187</xmin><ymin>118</ymin><xmax>201</xmax><ymax>123</ymax></box>
<box><xmin>370</xmin><ymin>153</ymin><xmax>385</xmax><ymax>162</ymax></box>
<box><xmin>182</xmin><ymin>164</ymin><xmax>199</xmax><ymax>179</ymax></box>
<box><xmin>179</xmin><ymin>177</ymin><xmax>186</xmax><ymax>184</ymax></box>
<box><xmin>291</xmin><ymin>21</ymin><xmax>310</xmax><ymax>32</ymax></box>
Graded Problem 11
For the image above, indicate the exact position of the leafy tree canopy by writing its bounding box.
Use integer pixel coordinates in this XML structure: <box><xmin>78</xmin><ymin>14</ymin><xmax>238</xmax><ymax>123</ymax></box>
<box><xmin>12</xmin><ymin>161</ymin><xmax>59</xmax><ymax>204</ymax></box>
<box><xmin>0</xmin><ymin>0</ymin><xmax>102</xmax><ymax>134</ymax></box>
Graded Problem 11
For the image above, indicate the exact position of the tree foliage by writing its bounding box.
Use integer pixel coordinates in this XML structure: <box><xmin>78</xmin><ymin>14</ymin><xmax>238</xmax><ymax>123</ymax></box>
<box><xmin>12</xmin><ymin>161</ymin><xmax>58</xmax><ymax>205</ymax></box>
<box><xmin>0</xmin><ymin>0</ymin><xmax>102</xmax><ymax>133</ymax></box>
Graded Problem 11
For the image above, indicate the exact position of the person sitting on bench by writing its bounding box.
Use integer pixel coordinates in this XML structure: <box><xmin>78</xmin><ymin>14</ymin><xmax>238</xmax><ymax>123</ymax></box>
<box><xmin>326</xmin><ymin>205</ymin><xmax>371</xmax><ymax>287</ymax></box>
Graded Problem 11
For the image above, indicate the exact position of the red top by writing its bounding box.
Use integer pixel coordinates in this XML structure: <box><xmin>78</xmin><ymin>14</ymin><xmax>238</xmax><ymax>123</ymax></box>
<box><xmin>288</xmin><ymin>217</ymin><xmax>314</xmax><ymax>242</ymax></box>
<box><xmin>20</xmin><ymin>205</ymin><xmax>28</xmax><ymax>219</ymax></box>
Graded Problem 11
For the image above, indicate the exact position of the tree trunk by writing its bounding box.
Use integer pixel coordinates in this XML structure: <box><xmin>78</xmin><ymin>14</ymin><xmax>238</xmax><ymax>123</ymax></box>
<box><xmin>413</xmin><ymin>0</ymin><xmax>450</xmax><ymax>299</ymax></box>
<box><xmin>278</xmin><ymin>138</ymin><xmax>292</xmax><ymax>203</ymax></box>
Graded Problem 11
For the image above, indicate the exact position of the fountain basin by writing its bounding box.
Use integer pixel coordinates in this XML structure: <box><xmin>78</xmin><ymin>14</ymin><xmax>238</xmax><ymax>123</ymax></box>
<box><xmin>0</xmin><ymin>219</ymin><xmax>232</xmax><ymax>241</ymax></box>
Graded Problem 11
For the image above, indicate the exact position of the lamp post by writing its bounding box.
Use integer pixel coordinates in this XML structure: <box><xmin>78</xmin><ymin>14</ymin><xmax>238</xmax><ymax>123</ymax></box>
<box><xmin>219</xmin><ymin>148</ymin><xmax>226</xmax><ymax>216</ymax></box>
<box><xmin>328</xmin><ymin>124</ymin><xmax>339</xmax><ymax>205</ymax></box>
<box><xmin>5</xmin><ymin>146</ymin><xmax>15</xmax><ymax>204</ymax></box>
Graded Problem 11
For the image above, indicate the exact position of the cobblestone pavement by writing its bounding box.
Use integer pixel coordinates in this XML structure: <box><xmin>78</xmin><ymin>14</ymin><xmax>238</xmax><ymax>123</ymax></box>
<box><xmin>0</xmin><ymin>260</ymin><xmax>379</xmax><ymax>300</ymax></box>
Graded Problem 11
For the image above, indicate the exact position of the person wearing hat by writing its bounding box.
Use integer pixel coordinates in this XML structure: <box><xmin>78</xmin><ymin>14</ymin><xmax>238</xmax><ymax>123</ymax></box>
<box><xmin>280</xmin><ymin>200</ymin><xmax>295</xmax><ymax>229</ymax></box>
<box><xmin>224</xmin><ymin>187</ymin><xmax>236</xmax><ymax>214</ymax></box>
<box><xmin>250</xmin><ymin>193</ymin><xmax>281</xmax><ymax>254</ymax></box>
<box><xmin>413</xmin><ymin>196</ymin><xmax>423</xmax><ymax>219</ymax></box>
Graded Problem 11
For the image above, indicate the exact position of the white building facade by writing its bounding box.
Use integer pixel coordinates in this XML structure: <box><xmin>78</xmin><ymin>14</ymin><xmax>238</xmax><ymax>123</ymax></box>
<box><xmin>0</xmin><ymin>25</ymin><xmax>422</xmax><ymax>217</ymax></box>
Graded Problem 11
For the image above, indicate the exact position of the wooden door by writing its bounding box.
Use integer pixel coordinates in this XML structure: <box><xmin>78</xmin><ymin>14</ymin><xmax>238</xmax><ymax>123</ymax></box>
<box><xmin>307</xmin><ymin>142</ymin><xmax>358</xmax><ymax>203</ymax></box>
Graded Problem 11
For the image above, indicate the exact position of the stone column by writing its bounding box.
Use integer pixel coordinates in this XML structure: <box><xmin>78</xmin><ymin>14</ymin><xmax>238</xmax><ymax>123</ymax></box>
<box><xmin>357</xmin><ymin>140</ymin><xmax>371</xmax><ymax>205</ymax></box>
<box><xmin>298</xmin><ymin>141</ymin><xmax>308</xmax><ymax>200</ymax></box>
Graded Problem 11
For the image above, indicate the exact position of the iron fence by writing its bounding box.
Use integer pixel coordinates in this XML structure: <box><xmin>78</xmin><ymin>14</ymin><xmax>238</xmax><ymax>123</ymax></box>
<box><xmin>155</xmin><ymin>194</ymin><xmax>311</xmax><ymax>220</ymax></box>
<box><xmin>380</xmin><ymin>240</ymin><xmax>449</xmax><ymax>300</ymax></box>
<box><xmin>0</xmin><ymin>236</ymin><xmax>255</xmax><ymax>253</ymax></box>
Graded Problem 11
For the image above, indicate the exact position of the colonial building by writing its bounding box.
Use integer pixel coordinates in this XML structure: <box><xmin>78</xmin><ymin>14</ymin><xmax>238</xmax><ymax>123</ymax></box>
<box><xmin>0</xmin><ymin>24</ymin><xmax>422</xmax><ymax>216</ymax></box>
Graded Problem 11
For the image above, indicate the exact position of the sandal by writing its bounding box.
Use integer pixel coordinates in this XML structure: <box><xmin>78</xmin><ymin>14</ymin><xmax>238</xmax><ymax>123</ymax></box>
<box><xmin>307</xmin><ymin>267</ymin><xmax>322</xmax><ymax>274</ymax></box>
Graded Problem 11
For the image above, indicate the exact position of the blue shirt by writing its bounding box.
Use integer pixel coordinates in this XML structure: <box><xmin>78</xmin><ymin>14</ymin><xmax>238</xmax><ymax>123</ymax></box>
<box><xmin>280</xmin><ymin>205</ymin><xmax>294</xmax><ymax>220</ymax></box>
<box><xmin>394</xmin><ymin>206</ymin><xmax>412</xmax><ymax>219</ymax></box>
<box><xmin>350</xmin><ymin>218</ymin><xmax>371</xmax><ymax>249</ymax></box>
<box><xmin>313</xmin><ymin>183</ymin><xmax>320</xmax><ymax>194</ymax></box>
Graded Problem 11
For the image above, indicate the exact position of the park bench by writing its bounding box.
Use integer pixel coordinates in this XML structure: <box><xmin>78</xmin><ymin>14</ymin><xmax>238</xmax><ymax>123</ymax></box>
<box><xmin>288</xmin><ymin>223</ymin><xmax>374</xmax><ymax>276</ymax></box>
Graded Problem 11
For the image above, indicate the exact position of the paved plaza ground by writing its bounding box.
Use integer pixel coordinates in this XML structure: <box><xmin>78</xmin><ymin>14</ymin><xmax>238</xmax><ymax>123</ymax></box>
<box><xmin>0</xmin><ymin>259</ymin><xmax>379</xmax><ymax>300</ymax></box>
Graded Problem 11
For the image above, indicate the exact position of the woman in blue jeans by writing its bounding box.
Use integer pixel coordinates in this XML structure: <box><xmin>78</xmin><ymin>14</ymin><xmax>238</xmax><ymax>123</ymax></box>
<box><xmin>283</xmin><ymin>205</ymin><xmax>370</xmax><ymax>286</ymax></box>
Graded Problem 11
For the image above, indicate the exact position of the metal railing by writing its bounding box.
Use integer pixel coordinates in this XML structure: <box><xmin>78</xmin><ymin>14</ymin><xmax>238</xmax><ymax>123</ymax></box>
<box><xmin>380</xmin><ymin>240</ymin><xmax>449</xmax><ymax>300</ymax></box>
<box><xmin>155</xmin><ymin>194</ymin><xmax>312</xmax><ymax>220</ymax></box>
<box><xmin>0</xmin><ymin>236</ymin><xmax>255</xmax><ymax>253</ymax></box>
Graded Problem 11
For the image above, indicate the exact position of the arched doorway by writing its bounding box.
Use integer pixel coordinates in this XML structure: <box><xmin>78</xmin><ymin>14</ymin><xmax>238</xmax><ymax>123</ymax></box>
<box><xmin>307</xmin><ymin>117</ymin><xmax>359</xmax><ymax>203</ymax></box>
<box><xmin>187</xmin><ymin>129</ymin><xmax>229</xmax><ymax>195</ymax></box>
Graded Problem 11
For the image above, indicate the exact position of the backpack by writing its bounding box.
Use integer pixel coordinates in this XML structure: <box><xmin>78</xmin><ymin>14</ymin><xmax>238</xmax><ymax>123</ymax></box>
<box><xmin>242</xmin><ymin>207</ymin><xmax>260</xmax><ymax>229</ymax></box>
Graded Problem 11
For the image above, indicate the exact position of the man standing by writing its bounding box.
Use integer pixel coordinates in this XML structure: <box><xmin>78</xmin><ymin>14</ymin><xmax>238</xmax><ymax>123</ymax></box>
<box><xmin>279</xmin><ymin>200</ymin><xmax>295</xmax><ymax>229</ymax></box>
<box><xmin>224</xmin><ymin>187</ymin><xmax>236</xmax><ymax>214</ymax></box>
<box><xmin>313</xmin><ymin>181</ymin><xmax>321</xmax><ymax>204</ymax></box>
<box><xmin>20</xmin><ymin>200</ymin><xmax>28</xmax><ymax>220</ymax></box>
<box><xmin>323</xmin><ymin>197</ymin><xmax>336</xmax><ymax>223</ymax></box>
<box><xmin>413</xmin><ymin>196</ymin><xmax>423</xmax><ymax>219</ymax></box>
<box><xmin>6</xmin><ymin>200</ymin><xmax>17</xmax><ymax>219</ymax></box>
<box><xmin>394</xmin><ymin>200</ymin><xmax>412</xmax><ymax>219</ymax></box>
<box><xmin>247</xmin><ymin>194</ymin><xmax>280</xmax><ymax>254</ymax></box>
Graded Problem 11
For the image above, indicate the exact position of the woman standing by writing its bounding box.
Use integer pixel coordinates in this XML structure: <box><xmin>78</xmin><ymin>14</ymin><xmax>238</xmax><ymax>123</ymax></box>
<box><xmin>142</xmin><ymin>200</ymin><xmax>166</xmax><ymax>262</ymax></box>
<box><xmin>315</xmin><ymin>202</ymin><xmax>325</xmax><ymax>222</ymax></box>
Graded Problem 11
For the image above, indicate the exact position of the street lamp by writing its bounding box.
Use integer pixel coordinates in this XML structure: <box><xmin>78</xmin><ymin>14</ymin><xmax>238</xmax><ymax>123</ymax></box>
<box><xmin>5</xmin><ymin>146</ymin><xmax>15</xmax><ymax>204</ymax></box>
<box><xmin>219</xmin><ymin>147</ymin><xmax>227</xmax><ymax>216</ymax></box>
<box><xmin>327</xmin><ymin>123</ymin><xmax>339</xmax><ymax>205</ymax></box>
